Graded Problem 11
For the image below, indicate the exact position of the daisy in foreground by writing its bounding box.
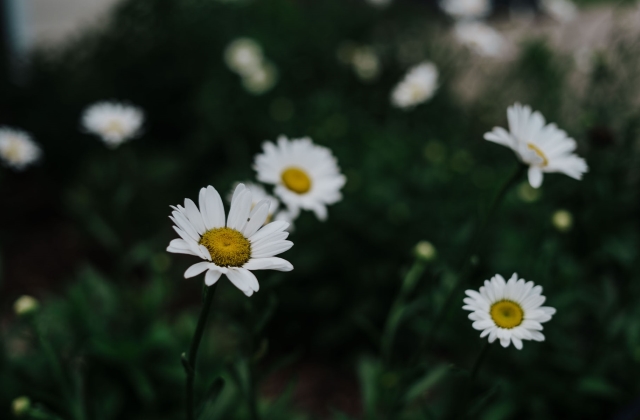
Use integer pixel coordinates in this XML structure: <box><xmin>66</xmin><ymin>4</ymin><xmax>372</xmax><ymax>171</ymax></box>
<box><xmin>167</xmin><ymin>184</ymin><xmax>293</xmax><ymax>296</ymax></box>
<box><xmin>0</xmin><ymin>127</ymin><xmax>42</xmax><ymax>170</ymax></box>
<box><xmin>463</xmin><ymin>273</ymin><xmax>556</xmax><ymax>349</ymax></box>
<box><xmin>81</xmin><ymin>101</ymin><xmax>144</xmax><ymax>148</ymax></box>
<box><xmin>391</xmin><ymin>61</ymin><xmax>439</xmax><ymax>109</ymax></box>
<box><xmin>254</xmin><ymin>136</ymin><xmax>346</xmax><ymax>221</ymax></box>
<box><xmin>484</xmin><ymin>103</ymin><xmax>588</xmax><ymax>188</ymax></box>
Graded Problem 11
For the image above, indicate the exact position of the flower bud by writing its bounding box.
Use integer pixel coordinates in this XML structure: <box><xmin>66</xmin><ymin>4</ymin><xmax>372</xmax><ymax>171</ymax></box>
<box><xmin>415</xmin><ymin>241</ymin><xmax>437</xmax><ymax>261</ymax></box>
<box><xmin>13</xmin><ymin>296</ymin><xmax>39</xmax><ymax>317</ymax></box>
<box><xmin>552</xmin><ymin>209</ymin><xmax>573</xmax><ymax>232</ymax></box>
<box><xmin>12</xmin><ymin>396</ymin><xmax>30</xmax><ymax>416</ymax></box>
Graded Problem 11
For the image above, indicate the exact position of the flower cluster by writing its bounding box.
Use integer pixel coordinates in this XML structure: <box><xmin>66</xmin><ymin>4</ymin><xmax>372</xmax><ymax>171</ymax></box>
<box><xmin>82</xmin><ymin>101</ymin><xmax>144</xmax><ymax>148</ymax></box>
<box><xmin>224</xmin><ymin>38</ymin><xmax>278</xmax><ymax>95</ymax></box>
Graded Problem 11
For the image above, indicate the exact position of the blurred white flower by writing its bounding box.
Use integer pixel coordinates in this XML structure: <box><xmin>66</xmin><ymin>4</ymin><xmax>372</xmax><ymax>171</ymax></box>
<box><xmin>463</xmin><ymin>273</ymin><xmax>556</xmax><ymax>350</ymax></box>
<box><xmin>484</xmin><ymin>103</ymin><xmax>588</xmax><ymax>188</ymax></box>
<box><xmin>228</xmin><ymin>181</ymin><xmax>280</xmax><ymax>222</ymax></box>
<box><xmin>391</xmin><ymin>61</ymin><xmax>439</xmax><ymax>109</ymax></box>
<box><xmin>453</xmin><ymin>21</ymin><xmax>507</xmax><ymax>57</ymax></box>
<box><xmin>254</xmin><ymin>135</ymin><xmax>346</xmax><ymax>221</ymax></box>
<box><xmin>224</xmin><ymin>38</ymin><xmax>278</xmax><ymax>95</ymax></box>
<box><xmin>0</xmin><ymin>128</ymin><xmax>41</xmax><ymax>170</ymax></box>
<box><xmin>274</xmin><ymin>208</ymin><xmax>297</xmax><ymax>232</ymax></box>
<box><xmin>440</xmin><ymin>0</ymin><xmax>491</xmax><ymax>20</ymax></box>
<box><xmin>352</xmin><ymin>46</ymin><xmax>381</xmax><ymax>81</ymax></box>
<box><xmin>224</xmin><ymin>38</ymin><xmax>264</xmax><ymax>76</ymax></box>
<box><xmin>552</xmin><ymin>209</ymin><xmax>573</xmax><ymax>232</ymax></box>
<box><xmin>81</xmin><ymin>102</ymin><xmax>144</xmax><ymax>148</ymax></box>
<box><xmin>365</xmin><ymin>0</ymin><xmax>393</xmax><ymax>8</ymax></box>
<box><xmin>167</xmin><ymin>184</ymin><xmax>293</xmax><ymax>297</ymax></box>
<box><xmin>541</xmin><ymin>0</ymin><xmax>578</xmax><ymax>23</ymax></box>
<box><xmin>13</xmin><ymin>295</ymin><xmax>39</xmax><ymax>316</ymax></box>
<box><xmin>241</xmin><ymin>61</ymin><xmax>278</xmax><ymax>95</ymax></box>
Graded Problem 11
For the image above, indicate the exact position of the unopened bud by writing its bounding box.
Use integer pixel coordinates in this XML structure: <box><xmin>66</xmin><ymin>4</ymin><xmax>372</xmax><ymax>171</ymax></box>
<box><xmin>14</xmin><ymin>296</ymin><xmax>39</xmax><ymax>317</ymax></box>
<box><xmin>415</xmin><ymin>241</ymin><xmax>436</xmax><ymax>261</ymax></box>
<box><xmin>12</xmin><ymin>396</ymin><xmax>30</xmax><ymax>416</ymax></box>
<box><xmin>552</xmin><ymin>210</ymin><xmax>573</xmax><ymax>232</ymax></box>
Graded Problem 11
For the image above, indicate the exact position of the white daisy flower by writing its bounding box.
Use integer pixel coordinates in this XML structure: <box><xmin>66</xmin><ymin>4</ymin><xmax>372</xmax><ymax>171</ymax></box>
<box><xmin>81</xmin><ymin>101</ymin><xmax>144</xmax><ymax>148</ymax></box>
<box><xmin>228</xmin><ymin>181</ymin><xmax>280</xmax><ymax>223</ymax></box>
<box><xmin>254</xmin><ymin>135</ymin><xmax>346</xmax><ymax>221</ymax></box>
<box><xmin>483</xmin><ymin>103</ymin><xmax>588</xmax><ymax>188</ymax></box>
<box><xmin>463</xmin><ymin>273</ymin><xmax>556</xmax><ymax>350</ymax></box>
<box><xmin>440</xmin><ymin>0</ymin><xmax>491</xmax><ymax>20</ymax></box>
<box><xmin>224</xmin><ymin>38</ymin><xmax>264</xmax><ymax>76</ymax></box>
<box><xmin>166</xmin><ymin>184</ymin><xmax>294</xmax><ymax>297</ymax></box>
<box><xmin>391</xmin><ymin>61</ymin><xmax>439</xmax><ymax>109</ymax></box>
<box><xmin>541</xmin><ymin>0</ymin><xmax>578</xmax><ymax>23</ymax></box>
<box><xmin>0</xmin><ymin>128</ymin><xmax>42</xmax><ymax>170</ymax></box>
<box><xmin>453</xmin><ymin>22</ymin><xmax>507</xmax><ymax>58</ymax></box>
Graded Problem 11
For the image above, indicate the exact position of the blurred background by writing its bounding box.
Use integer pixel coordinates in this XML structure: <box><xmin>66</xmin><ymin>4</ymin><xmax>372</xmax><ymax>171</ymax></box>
<box><xmin>1</xmin><ymin>0</ymin><xmax>640</xmax><ymax>419</ymax></box>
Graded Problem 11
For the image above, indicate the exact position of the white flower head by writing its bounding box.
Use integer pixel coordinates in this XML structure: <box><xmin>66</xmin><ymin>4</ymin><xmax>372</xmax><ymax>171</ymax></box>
<box><xmin>454</xmin><ymin>21</ymin><xmax>507</xmax><ymax>58</ymax></box>
<box><xmin>81</xmin><ymin>101</ymin><xmax>144</xmax><ymax>148</ymax></box>
<box><xmin>0</xmin><ymin>128</ymin><xmax>42</xmax><ymax>170</ymax></box>
<box><xmin>224</xmin><ymin>38</ymin><xmax>264</xmax><ymax>76</ymax></box>
<box><xmin>440</xmin><ymin>0</ymin><xmax>491</xmax><ymax>20</ymax></box>
<box><xmin>463</xmin><ymin>273</ymin><xmax>556</xmax><ymax>349</ymax></box>
<box><xmin>254</xmin><ymin>135</ymin><xmax>346</xmax><ymax>221</ymax></box>
<box><xmin>391</xmin><ymin>61</ymin><xmax>439</xmax><ymax>109</ymax></box>
<box><xmin>352</xmin><ymin>46</ymin><xmax>381</xmax><ymax>82</ymax></box>
<box><xmin>484</xmin><ymin>103</ymin><xmax>588</xmax><ymax>188</ymax></box>
<box><xmin>241</xmin><ymin>61</ymin><xmax>278</xmax><ymax>95</ymax></box>
<box><xmin>167</xmin><ymin>184</ymin><xmax>293</xmax><ymax>296</ymax></box>
<box><xmin>541</xmin><ymin>0</ymin><xmax>578</xmax><ymax>23</ymax></box>
<box><xmin>366</xmin><ymin>0</ymin><xmax>393</xmax><ymax>8</ymax></box>
<box><xmin>228</xmin><ymin>181</ymin><xmax>280</xmax><ymax>221</ymax></box>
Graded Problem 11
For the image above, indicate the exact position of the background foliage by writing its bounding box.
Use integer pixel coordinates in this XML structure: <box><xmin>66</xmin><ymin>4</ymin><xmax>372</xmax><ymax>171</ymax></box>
<box><xmin>1</xmin><ymin>0</ymin><xmax>640</xmax><ymax>418</ymax></box>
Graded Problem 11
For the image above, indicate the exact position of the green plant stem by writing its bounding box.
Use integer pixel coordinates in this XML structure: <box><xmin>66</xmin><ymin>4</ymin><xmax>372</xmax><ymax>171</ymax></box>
<box><xmin>183</xmin><ymin>283</ymin><xmax>218</xmax><ymax>420</ymax></box>
<box><xmin>420</xmin><ymin>164</ymin><xmax>524</xmax><ymax>353</ymax></box>
<box><xmin>454</xmin><ymin>342</ymin><xmax>491</xmax><ymax>420</ymax></box>
<box><xmin>381</xmin><ymin>258</ymin><xmax>427</xmax><ymax>363</ymax></box>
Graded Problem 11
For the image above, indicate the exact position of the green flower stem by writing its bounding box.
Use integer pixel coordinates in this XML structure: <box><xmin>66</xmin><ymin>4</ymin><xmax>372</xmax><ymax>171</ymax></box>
<box><xmin>183</xmin><ymin>283</ymin><xmax>218</xmax><ymax>420</ymax></box>
<box><xmin>421</xmin><ymin>164</ymin><xmax>525</xmax><ymax>352</ymax></box>
<box><xmin>448</xmin><ymin>341</ymin><xmax>491</xmax><ymax>420</ymax></box>
<box><xmin>382</xmin><ymin>258</ymin><xmax>427</xmax><ymax>363</ymax></box>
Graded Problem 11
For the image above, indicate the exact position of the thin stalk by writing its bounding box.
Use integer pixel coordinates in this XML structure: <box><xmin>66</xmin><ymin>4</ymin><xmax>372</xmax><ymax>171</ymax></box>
<box><xmin>421</xmin><ymin>164</ymin><xmax>524</xmax><ymax>351</ymax></box>
<box><xmin>183</xmin><ymin>283</ymin><xmax>218</xmax><ymax>420</ymax></box>
<box><xmin>381</xmin><ymin>259</ymin><xmax>427</xmax><ymax>363</ymax></box>
<box><xmin>451</xmin><ymin>342</ymin><xmax>491</xmax><ymax>420</ymax></box>
<box><xmin>248</xmin><ymin>360</ymin><xmax>260</xmax><ymax>420</ymax></box>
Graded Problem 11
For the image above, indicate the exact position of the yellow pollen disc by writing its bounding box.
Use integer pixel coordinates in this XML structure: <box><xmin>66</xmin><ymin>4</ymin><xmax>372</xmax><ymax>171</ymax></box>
<box><xmin>4</xmin><ymin>140</ymin><xmax>21</xmax><ymax>160</ymax></box>
<box><xmin>281</xmin><ymin>167</ymin><xmax>312</xmax><ymax>194</ymax></box>
<box><xmin>105</xmin><ymin>120</ymin><xmax>125</xmax><ymax>136</ymax></box>
<box><xmin>527</xmin><ymin>143</ymin><xmax>548</xmax><ymax>167</ymax></box>
<box><xmin>199</xmin><ymin>227</ymin><xmax>251</xmax><ymax>267</ymax></box>
<box><xmin>490</xmin><ymin>300</ymin><xmax>524</xmax><ymax>329</ymax></box>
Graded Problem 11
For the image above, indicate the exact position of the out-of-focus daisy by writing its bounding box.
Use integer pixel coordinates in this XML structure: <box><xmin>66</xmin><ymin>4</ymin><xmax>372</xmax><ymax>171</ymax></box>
<box><xmin>167</xmin><ymin>184</ymin><xmax>293</xmax><ymax>296</ymax></box>
<box><xmin>352</xmin><ymin>46</ymin><xmax>381</xmax><ymax>82</ymax></box>
<box><xmin>463</xmin><ymin>273</ymin><xmax>556</xmax><ymax>349</ymax></box>
<box><xmin>365</xmin><ymin>0</ymin><xmax>393</xmax><ymax>8</ymax></box>
<box><xmin>391</xmin><ymin>61</ymin><xmax>439</xmax><ymax>109</ymax></box>
<box><xmin>453</xmin><ymin>21</ymin><xmax>507</xmax><ymax>57</ymax></box>
<box><xmin>81</xmin><ymin>102</ymin><xmax>144</xmax><ymax>148</ymax></box>
<box><xmin>228</xmin><ymin>181</ymin><xmax>280</xmax><ymax>223</ymax></box>
<box><xmin>541</xmin><ymin>0</ymin><xmax>578</xmax><ymax>23</ymax></box>
<box><xmin>241</xmin><ymin>61</ymin><xmax>278</xmax><ymax>95</ymax></box>
<box><xmin>254</xmin><ymin>135</ymin><xmax>346</xmax><ymax>221</ymax></box>
<box><xmin>440</xmin><ymin>0</ymin><xmax>491</xmax><ymax>20</ymax></box>
<box><xmin>483</xmin><ymin>103</ymin><xmax>588</xmax><ymax>188</ymax></box>
<box><xmin>224</xmin><ymin>38</ymin><xmax>278</xmax><ymax>95</ymax></box>
<box><xmin>552</xmin><ymin>209</ymin><xmax>573</xmax><ymax>232</ymax></box>
<box><xmin>224</xmin><ymin>38</ymin><xmax>264</xmax><ymax>76</ymax></box>
<box><xmin>0</xmin><ymin>128</ymin><xmax>42</xmax><ymax>170</ymax></box>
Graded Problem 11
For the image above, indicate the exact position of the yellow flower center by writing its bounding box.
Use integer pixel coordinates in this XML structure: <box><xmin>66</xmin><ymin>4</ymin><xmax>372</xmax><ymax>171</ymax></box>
<box><xmin>199</xmin><ymin>227</ymin><xmax>251</xmax><ymax>267</ymax></box>
<box><xmin>527</xmin><ymin>143</ymin><xmax>548</xmax><ymax>167</ymax></box>
<box><xmin>4</xmin><ymin>140</ymin><xmax>21</xmax><ymax>161</ymax></box>
<box><xmin>281</xmin><ymin>167</ymin><xmax>312</xmax><ymax>194</ymax></box>
<box><xmin>105</xmin><ymin>120</ymin><xmax>125</xmax><ymax>137</ymax></box>
<box><xmin>490</xmin><ymin>300</ymin><xmax>524</xmax><ymax>329</ymax></box>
